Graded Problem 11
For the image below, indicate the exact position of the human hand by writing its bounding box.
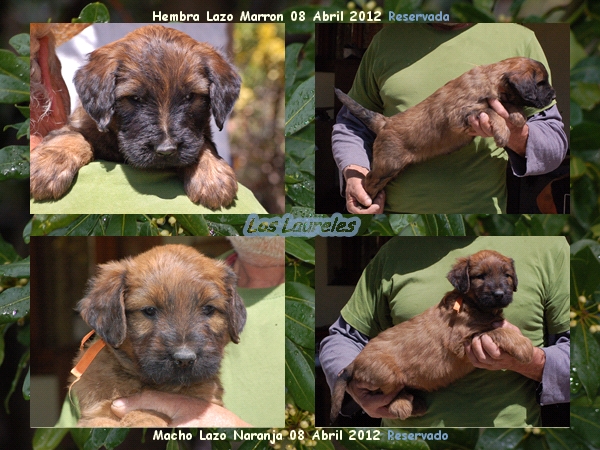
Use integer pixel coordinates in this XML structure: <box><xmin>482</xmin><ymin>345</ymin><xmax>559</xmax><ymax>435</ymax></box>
<box><xmin>468</xmin><ymin>99</ymin><xmax>528</xmax><ymax>156</ymax></box>
<box><xmin>346</xmin><ymin>379</ymin><xmax>401</xmax><ymax>419</ymax></box>
<box><xmin>343</xmin><ymin>165</ymin><xmax>385</xmax><ymax>214</ymax></box>
<box><xmin>465</xmin><ymin>320</ymin><xmax>524</xmax><ymax>371</ymax></box>
<box><xmin>111</xmin><ymin>391</ymin><xmax>251</xmax><ymax>427</ymax></box>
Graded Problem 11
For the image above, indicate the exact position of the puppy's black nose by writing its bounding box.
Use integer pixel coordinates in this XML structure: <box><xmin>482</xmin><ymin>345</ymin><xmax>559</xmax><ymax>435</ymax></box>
<box><xmin>493</xmin><ymin>290</ymin><xmax>506</xmax><ymax>302</ymax></box>
<box><xmin>156</xmin><ymin>139</ymin><xmax>178</xmax><ymax>156</ymax></box>
<box><xmin>172</xmin><ymin>348</ymin><xmax>197</xmax><ymax>367</ymax></box>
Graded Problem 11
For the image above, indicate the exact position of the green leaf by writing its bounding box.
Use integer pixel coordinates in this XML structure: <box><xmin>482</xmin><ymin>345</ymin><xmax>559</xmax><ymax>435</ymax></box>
<box><xmin>286</xmin><ymin>281</ymin><xmax>315</xmax><ymax>349</ymax></box>
<box><xmin>0</xmin><ymin>48</ymin><xmax>30</xmax><ymax>85</ymax></box>
<box><xmin>571</xmin><ymin>122</ymin><xmax>600</xmax><ymax>151</ymax></box>
<box><xmin>570</xmin><ymin>244</ymin><xmax>600</xmax><ymax>304</ymax></box>
<box><xmin>421</xmin><ymin>215</ymin><xmax>466</xmax><ymax>236</ymax></box>
<box><xmin>206</xmin><ymin>221</ymin><xmax>240</xmax><ymax>236</ymax></box>
<box><xmin>285</xmin><ymin>76</ymin><xmax>315</xmax><ymax>136</ymax></box>
<box><xmin>285</xmin><ymin>336</ymin><xmax>315</xmax><ymax>412</ymax></box>
<box><xmin>9</xmin><ymin>33</ymin><xmax>30</xmax><ymax>56</ymax></box>
<box><xmin>0</xmin><ymin>145</ymin><xmax>29</xmax><ymax>180</ymax></box>
<box><xmin>571</xmin><ymin>176</ymin><xmax>598</xmax><ymax>229</ymax></box>
<box><xmin>365</xmin><ymin>215</ymin><xmax>395</xmax><ymax>236</ymax></box>
<box><xmin>572</xmin><ymin>322</ymin><xmax>600</xmax><ymax>402</ymax></box>
<box><xmin>286</xmin><ymin>180</ymin><xmax>315</xmax><ymax>208</ymax></box>
<box><xmin>30</xmin><ymin>215</ymin><xmax>81</xmax><ymax>236</ymax></box>
<box><xmin>73</xmin><ymin>2</ymin><xmax>110</xmax><ymax>23</ymax></box>
<box><xmin>105</xmin><ymin>215</ymin><xmax>137</xmax><ymax>236</ymax></box>
<box><xmin>5</xmin><ymin>348</ymin><xmax>29</xmax><ymax>412</ymax></box>
<box><xmin>62</xmin><ymin>215</ymin><xmax>102</xmax><ymax>236</ymax></box>
<box><xmin>0</xmin><ymin>283</ymin><xmax>30</xmax><ymax>324</ymax></box>
<box><xmin>83</xmin><ymin>428</ymin><xmax>129</xmax><ymax>450</ymax></box>
<box><xmin>545</xmin><ymin>426</ymin><xmax>595</xmax><ymax>450</ymax></box>
<box><xmin>33</xmin><ymin>428</ymin><xmax>70</xmax><ymax>450</ymax></box>
<box><xmin>173</xmin><ymin>214</ymin><xmax>209</xmax><ymax>235</ymax></box>
<box><xmin>570</xmin><ymin>405</ymin><xmax>600</xmax><ymax>447</ymax></box>
<box><xmin>570</xmin><ymin>155</ymin><xmax>588</xmax><ymax>181</ymax></box>
<box><xmin>286</xmin><ymin>237</ymin><xmax>315</xmax><ymax>264</ymax></box>
<box><xmin>571</xmin><ymin>81</ymin><xmax>600</xmax><ymax>110</ymax></box>
<box><xmin>4</xmin><ymin>118</ymin><xmax>30</xmax><ymax>139</ymax></box>
<box><xmin>286</xmin><ymin>125</ymin><xmax>315</xmax><ymax>164</ymax></box>
<box><xmin>475</xmin><ymin>428</ymin><xmax>526</xmax><ymax>450</ymax></box>
<box><xmin>0</xmin><ymin>235</ymin><xmax>18</xmax><ymax>264</ymax></box>
<box><xmin>285</xmin><ymin>42</ymin><xmax>303</xmax><ymax>95</ymax></box>
<box><xmin>0</xmin><ymin>256</ymin><xmax>30</xmax><ymax>278</ymax></box>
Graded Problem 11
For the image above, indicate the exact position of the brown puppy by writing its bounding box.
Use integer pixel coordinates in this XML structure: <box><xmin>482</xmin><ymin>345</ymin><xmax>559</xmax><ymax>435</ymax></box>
<box><xmin>335</xmin><ymin>57</ymin><xmax>556</xmax><ymax>201</ymax></box>
<box><xmin>330</xmin><ymin>250</ymin><xmax>533</xmax><ymax>422</ymax></box>
<box><xmin>30</xmin><ymin>25</ymin><xmax>240</xmax><ymax>209</ymax></box>
<box><xmin>71</xmin><ymin>244</ymin><xmax>246</xmax><ymax>427</ymax></box>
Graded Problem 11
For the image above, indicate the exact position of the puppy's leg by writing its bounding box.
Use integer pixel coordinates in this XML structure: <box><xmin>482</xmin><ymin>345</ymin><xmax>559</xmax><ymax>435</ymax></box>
<box><xmin>503</xmin><ymin>104</ymin><xmax>527</xmax><ymax>128</ymax></box>
<box><xmin>483</xmin><ymin>328</ymin><xmax>534</xmax><ymax>364</ymax></box>
<box><xmin>181</xmin><ymin>142</ymin><xmax>237</xmax><ymax>209</ymax></box>
<box><xmin>388</xmin><ymin>390</ymin><xmax>426</xmax><ymax>419</ymax></box>
<box><xmin>484</xmin><ymin>109</ymin><xmax>513</xmax><ymax>148</ymax></box>
<box><xmin>364</xmin><ymin>134</ymin><xmax>411</xmax><ymax>200</ymax></box>
<box><xmin>30</xmin><ymin>129</ymin><xmax>93</xmax><ymax>200</ymax></box>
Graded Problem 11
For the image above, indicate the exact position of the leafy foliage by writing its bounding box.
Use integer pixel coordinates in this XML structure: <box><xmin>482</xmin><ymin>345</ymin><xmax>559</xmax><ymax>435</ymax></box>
<box><xmin>285</xmin><ymin>28</ymin><xmax>316</xmax><ymax>213</ymax></box>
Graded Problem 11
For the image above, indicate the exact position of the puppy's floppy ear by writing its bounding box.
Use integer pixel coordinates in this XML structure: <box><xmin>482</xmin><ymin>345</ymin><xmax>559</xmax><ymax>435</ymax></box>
<box><xmin>196</xmin><ymin>43</ymin><xmax>241</xmax><ymax>130</ymax></box>
<box><xmin>447</xmin><ymin>256</ymin><xmax>470</xmax><ymax>294</ymax></box>
<box><xmin>222</xmin><ymin>266</ymin><xmax>246</xmax><ymax>344</ymax></box>
<box><xmin>77</xmin><ymin>260</ymin><xmax>128</xmax><ymax>347</ymax></box>
<box><xmin>73</xmin><ymin>44</ymin><xmax>120</xmax><ymax>132</ymax></box>
<box><xmin>503</xmin><ymin>71</ymin><xmax>538</xmax><ymax>105</ymax></box>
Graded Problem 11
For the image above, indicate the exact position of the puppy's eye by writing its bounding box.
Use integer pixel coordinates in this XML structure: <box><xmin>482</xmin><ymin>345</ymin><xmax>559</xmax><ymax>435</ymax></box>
<box><xmin>472</xmin><ymin>274</ymin><xmax>485</xmax><ymax>280</ymax></box>
<box><xmin>202</xmin><ymin>305</ymin><xmax>216</xmax><ymax>316</ymax></box>
<box><xmin>141</xmin><ymin>306</ymin><xmax>157</xmax><ymax>318</ymax></box>
<box><xmin>127</xmin><ymin>95</ymin><xmax>143</xmax><ymax>105</ymax></box>
<box><xmin>185</xmin><ymin>93</ymin><xmax>195</xmax><ymax>101</ymax></box>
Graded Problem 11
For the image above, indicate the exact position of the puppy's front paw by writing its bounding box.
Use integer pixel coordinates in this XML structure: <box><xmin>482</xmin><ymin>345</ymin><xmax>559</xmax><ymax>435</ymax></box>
<box><xmin>508</xmin><ymin>112</ymin><xmax>527</xmax><ymax>128</ymax></box>
<box><xmin>30</xmin><ymin>131</ymin><xmax>93</xmax><ymax>200</ymax></box>
<box><xmin>485</xmin><ymin>110</ymin><xmax>511</xmax><ymax>148</ymax></box>
<box><xmin>508</xmin><ymin>338</ymin><xmax>534</xmax><ymax>364</ymax></box>
<box><xmin>182</xmin><ymin>146</ymin><xmax>238</xmax><ymax>209</ymax></box>
<box><xmin>486</xmin><ymin>328</ymin><xmax>534</xmax><ymax>364</ymax></box>
<box><xmin>388</xmin><ymin>390</ymin><xmax>421</xmax><ymax>420</ymax></box>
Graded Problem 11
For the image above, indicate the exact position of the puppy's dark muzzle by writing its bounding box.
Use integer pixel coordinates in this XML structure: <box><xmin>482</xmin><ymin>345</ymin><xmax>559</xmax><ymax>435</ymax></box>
<box><xmin>155</xmin><ymin>139</ymin><xmax>180</xmax><ymax>157</ymax></box>
<box><xmin>172</xmin><ymin>347</ymin><xmax>197</xmax><ymax>368</ymax></box>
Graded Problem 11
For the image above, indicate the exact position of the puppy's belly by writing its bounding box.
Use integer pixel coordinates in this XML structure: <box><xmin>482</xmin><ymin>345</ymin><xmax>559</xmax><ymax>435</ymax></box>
<box><xmin>352</xmin><ymin>346</ymin><xmax>474</xmax><ymax>395</ymax></box>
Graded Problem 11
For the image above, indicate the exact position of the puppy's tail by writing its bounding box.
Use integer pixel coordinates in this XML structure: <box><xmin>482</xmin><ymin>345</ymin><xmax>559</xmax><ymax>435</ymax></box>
<box><xmin>335</xmin><ymin>88</ymin><xmax>387</xmax><ymax>134</ymax></box>
<box><xmin>329</xmin><ymin>362</ymin><xmax>354</xmax><ymax>424</ymax></box>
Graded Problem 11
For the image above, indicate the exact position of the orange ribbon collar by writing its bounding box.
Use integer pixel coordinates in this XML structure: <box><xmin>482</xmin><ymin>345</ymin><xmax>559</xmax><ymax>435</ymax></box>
<box><xmin>70</xmin><ymin>330</ymin><xmax>106</xmax><ymax>379</ymax></box>
<box><xmin>453</xmin><ymin>297</ymin><xmax>463</xmax><ymax>313</ymax></box>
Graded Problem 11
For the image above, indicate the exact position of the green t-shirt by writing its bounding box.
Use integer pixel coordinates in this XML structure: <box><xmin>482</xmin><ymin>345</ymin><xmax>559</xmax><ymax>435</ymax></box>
<box><xmin>220</xmin><ymin>283</ymin><xmax>285</xmax><ymax>427</ymax></box>
<box><xmin>341</xmin><ymin>236</ymin><xmax>569</xmax><ymax>427</ymax></box>
<box><xmin>55</xmin><ymin>283</ymin><xmax>285</xmax><ymax>428</ymax></box>
<box><xmin>348</xmin><ymin>24</ymin><xmax>553</xmax><ymax>214</ymax></box>
<box><xmin>30</xmin><ymin>161</ymin><xmax>267</xmax><ymax>214</ymax></box>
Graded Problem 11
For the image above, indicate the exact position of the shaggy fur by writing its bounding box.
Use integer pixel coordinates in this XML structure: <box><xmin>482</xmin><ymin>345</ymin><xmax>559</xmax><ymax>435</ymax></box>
<box><xmin>30</xmin><ymin>25</ymin><xmax>241</xmax><ymax>209</ymax></box>
<box><xmin>330</xmin><ymin>250</ymin><xmax>533</xmax><ymax>422</ymax></box>
<box><xmin>335</xmin><ymin>57</ymin><xmax>556</xmax><ymax>201</ymax></box>
<box><xmin>71</xmin><ymin>244</ymin><xmax>246</xmax><ymax>427</ymax></box>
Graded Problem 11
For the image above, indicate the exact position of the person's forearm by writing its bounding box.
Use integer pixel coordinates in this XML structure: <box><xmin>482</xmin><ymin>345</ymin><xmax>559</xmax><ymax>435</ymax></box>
<box><xmin>510</xmin><ymin>346</ymin><xmax>545</xmax><ymax>382</ymax></box>
<box><xmin>319</xmin><ymin>316</ymin><xmax>368</xmax><ymax>392</ymax></box>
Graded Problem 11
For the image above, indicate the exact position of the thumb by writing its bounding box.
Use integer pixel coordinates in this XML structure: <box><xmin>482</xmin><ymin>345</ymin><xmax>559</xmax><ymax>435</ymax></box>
<box><xmin>111</xmin><ymin>393</ymin><xmax>145</xmax><ymax>417</ymax></box>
